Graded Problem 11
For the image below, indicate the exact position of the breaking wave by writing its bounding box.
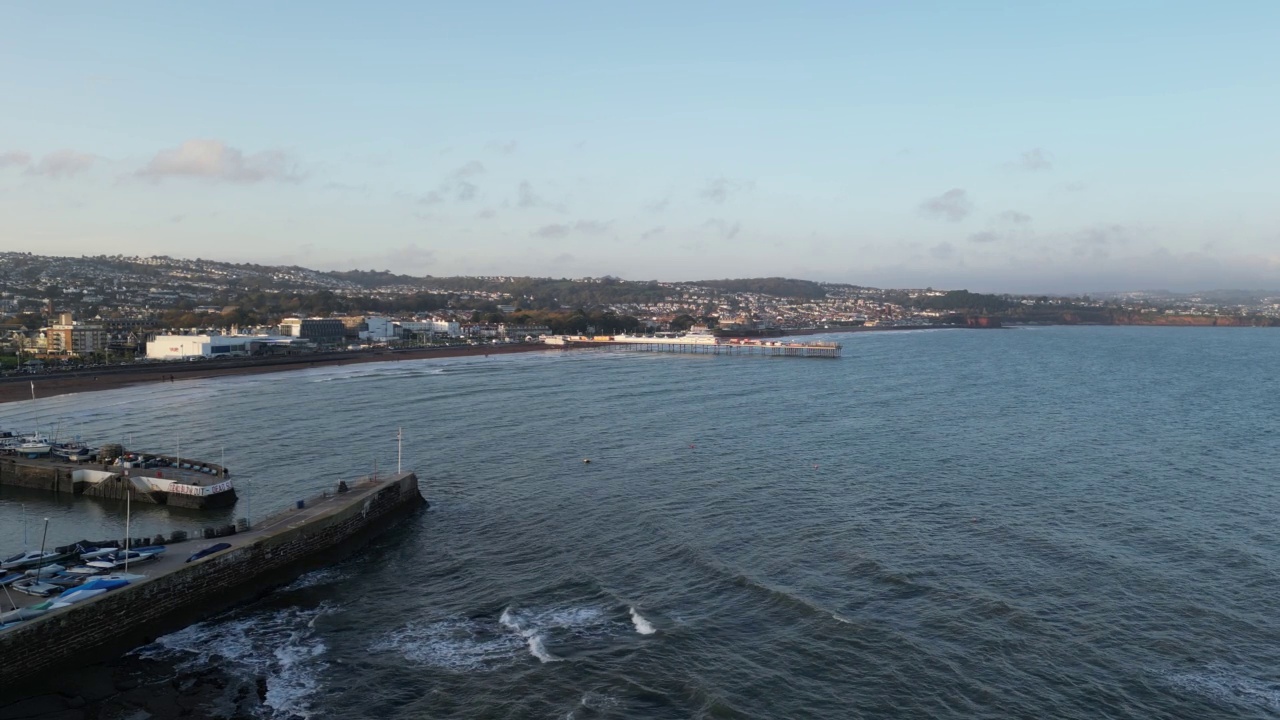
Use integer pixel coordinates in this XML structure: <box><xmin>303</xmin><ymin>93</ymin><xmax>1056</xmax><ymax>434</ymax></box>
<box><xmin>136</xmin><ymin>604</ymin><xmax>334</xmax><ymax>719</ymax></box>
<box><xmin>629</xmin><ymin>606</ymin><xmax>657</xmax><ymax>635</ymax></box>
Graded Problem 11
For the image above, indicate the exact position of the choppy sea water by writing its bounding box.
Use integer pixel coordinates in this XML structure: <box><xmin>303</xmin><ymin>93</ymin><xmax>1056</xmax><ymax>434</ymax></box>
<box><xmin>2</xmin><ymin>327</ymin><xmax>1279</xmax><ymax>719</ymax></box>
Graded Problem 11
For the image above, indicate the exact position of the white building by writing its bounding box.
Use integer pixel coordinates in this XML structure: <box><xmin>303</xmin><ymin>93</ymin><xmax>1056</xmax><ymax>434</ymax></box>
<box><xmin>398</xmin><ymin>319</ymin><xmax>461</xmax><ymax>338</ymax></box>
<box><xmin>360</xmin><ymin>316</ymin><xmax>398</xmax><ymax>342</ymax></box>
<box><xmin>145</xmin><ymin>334</ymin><xmax>298</xmax><ymax>360</ymax></box>
<box><xmin>430</xmin><ymin>320</ymin><xmax>461</xmax><ymax>336</ymax></box>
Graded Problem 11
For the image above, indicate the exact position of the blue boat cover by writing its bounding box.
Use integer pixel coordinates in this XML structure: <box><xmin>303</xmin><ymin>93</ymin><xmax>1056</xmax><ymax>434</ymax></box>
<box><xmin>185</xmin><ymin>542</ymin><xmax>232</xmax><ymax>563</ymax></box>
<box><xmin>78</xmin><ymin>578</ymin><xmax>130</xmax><ymax>591</ymax></box>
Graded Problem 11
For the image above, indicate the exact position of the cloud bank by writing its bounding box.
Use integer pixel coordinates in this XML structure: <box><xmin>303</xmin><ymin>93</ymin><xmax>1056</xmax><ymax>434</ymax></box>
<box><xmin>136</xmin><ymin>140</ymin><xmax>301</xmax><ymax>183</ymax></box>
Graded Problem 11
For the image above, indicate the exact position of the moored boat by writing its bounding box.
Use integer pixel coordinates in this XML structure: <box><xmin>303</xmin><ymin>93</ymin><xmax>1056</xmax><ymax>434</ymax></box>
<box><xmin>12</xmin><ymin>579</ymin><xmax>63</xmax><ymax>597</ymax></box>
<box><xmin>0</xmin><ymin>549</ymin><xmax>70</xmax><ymax>571</ymax></box>
<box><xmin>185</xmin><ymin>542</ymin><xmax>231</xmax><ymax>563</ymax></box>
<box><xmin>85</xmin><ymin>550</ymin><xmax>160</xmax><ymax>570</ymax></box>
<box><xmin>23</xmin><ymin>563</ymin><xmax>66</xmax><ymax>577</ymax></box>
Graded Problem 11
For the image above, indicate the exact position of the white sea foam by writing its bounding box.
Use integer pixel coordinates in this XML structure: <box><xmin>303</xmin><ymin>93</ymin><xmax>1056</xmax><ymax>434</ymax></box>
<box><xmin>499</xmin><ymin>606</ymin><xmax>561</xmax><ymax>662</ymax></box>
<box><xmin>1167</xmin><ymin>665</ymin><xmax>1280</xmax><ymax>712</ymax></box>
<box><xmin>526</xmin><ymin>633</ymin><xmax>561</xmax><ymax>663</ymax></box>
<box><xmin>369</xmin><ymin>618</ymin><xmax>523</xmax><ymax>671</ymax></box>
<box><xmin>831</xmin><ymin>613</ymin><xmax>854</xmax><ymax>624</ymax></box>
<box><xmin>373</xmin><ymin>604</ymin><xmax>624</xmax><ymax>671</ymax></box>
<box><xmin>135</xmin><ymin>604</ymin><xmax>332</xmax><ymax>719</ymax></box>
<box><xmin>629</xmin><ymin>607</ymin><xmax>657</xmax><ymax>635</ymax></box>
<box><xmin>280</xmin><ymin>566</ymin><xmax>349</xmax><ymax>592</ymax></box>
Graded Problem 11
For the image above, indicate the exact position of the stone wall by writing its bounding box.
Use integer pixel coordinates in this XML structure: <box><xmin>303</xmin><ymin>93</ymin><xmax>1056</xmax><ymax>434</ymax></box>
<box><xmin>0</xmin><ymin>457</ymin><xmax>75</xmax><ymax>494</ymax></box>
<box><xmin>0</xmin><ymin>473</ymin><xmax>425</xmax><ymax>693</ymax></box>
<box><xmin>0</xmin><ymin>458</ymin><xmax>238</xmax><ymax>508</ymax></box>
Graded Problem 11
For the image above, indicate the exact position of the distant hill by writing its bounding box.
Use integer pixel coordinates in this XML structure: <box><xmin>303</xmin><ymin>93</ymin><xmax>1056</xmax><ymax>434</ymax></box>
<box><xmin>690</xmin><ymin>278</ymin><xmax>829</xmax><ymax>300</ymax></box>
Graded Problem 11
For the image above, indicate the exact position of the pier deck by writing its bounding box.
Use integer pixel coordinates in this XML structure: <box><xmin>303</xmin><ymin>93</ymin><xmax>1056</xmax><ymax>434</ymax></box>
<box><xmin>569</xmin><ymin>337</ymin><xmax>841</xmax><ymax>358</ymax></box>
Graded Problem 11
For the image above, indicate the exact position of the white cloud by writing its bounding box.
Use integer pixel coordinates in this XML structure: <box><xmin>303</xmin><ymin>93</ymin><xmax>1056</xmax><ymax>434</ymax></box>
<box><xmin>918</xmin><ymin>188</ymin><xmax>973</xmax><ymax>222</ymax></box>
<box><xmin>703</xmin><ymin>218</ymin><xmax>741</xmax><ymax>239</ymax></box>
<box><xmin>488</xmin><ymin>140</ymin><xmax>518</xmax><ymax>155</ymax></box>
<box><xmin>516</xmin><ymin>180</ymin><xmax>567</xmax><ymax>212</ymax></box>
<box><xmin>699</xmin><ymin>177</ymin><xmax>754</xmax><ymax>204</ymax></box>
<box><xmin>531</xmin><ymin>220</ymin><xmax>611</xmax><ymax>239</ymax></box>
<box><xmin>1009</xmin><ymin>148</ymin><xmax>1053</xmax><ymax>172</ymax></box>
<box><xmin>22</xmin><ymin>149</ymin><xmax>96</xmax><ymax>178</ymax></box>
<box><xmin>999</xmin><ymin>210</ymin><xmax>1032</xmax><ymax>226</ymax></box>
<box><xmin>0</xmin><ymin>151</ymin><xmax>32</xmax><ymax>169</ymax></box>
<box><xmin>136</xmin><ymin>140</ymin><xmax>302</xmax><ymax>183</ymax></box>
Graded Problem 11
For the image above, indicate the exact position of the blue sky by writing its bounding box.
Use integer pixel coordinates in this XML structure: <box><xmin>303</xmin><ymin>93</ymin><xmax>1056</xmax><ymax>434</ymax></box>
<box><xmin>2</xmin><ymin>1</ymin><xmax>1278</xmax><ymax>292</ymax></box>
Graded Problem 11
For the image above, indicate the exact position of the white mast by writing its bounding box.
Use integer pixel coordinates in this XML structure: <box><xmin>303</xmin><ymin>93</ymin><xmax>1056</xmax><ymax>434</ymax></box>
<box><xmin>35</xmin><ymin>519</ymin><xmax>49</xmax><ymax>582</ymax></box>
<box><xmin>124</xmin><ymin>485</ymin><xmax>131</xmax><ymax>573</ymax></box>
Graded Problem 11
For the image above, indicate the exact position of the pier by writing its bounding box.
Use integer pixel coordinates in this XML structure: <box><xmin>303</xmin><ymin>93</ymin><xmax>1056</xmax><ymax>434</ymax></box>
<box><xmin>560</xmin><ymin>335</ymin><xmax>842</xmax><ymax>358</ymax></box>
<box><xmin>0</xmin><ymin>472</ymin><xmax>425</xmax><ymax>692</ymax></box>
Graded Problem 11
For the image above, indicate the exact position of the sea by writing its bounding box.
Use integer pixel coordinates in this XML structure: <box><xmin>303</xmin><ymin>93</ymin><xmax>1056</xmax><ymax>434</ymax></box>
<box><xmin>1</xmin><ymin>326</ymin><xmax>1278</xmax><ymax>719</ymax></box>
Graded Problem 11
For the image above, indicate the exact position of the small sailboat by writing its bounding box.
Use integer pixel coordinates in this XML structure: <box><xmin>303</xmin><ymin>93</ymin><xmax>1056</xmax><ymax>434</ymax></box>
<box><xmin>12</xmin><ymin>579</ymin><xmax>63</xmax><ymax>597</ymax></box>
<box><xmin>129</xmin><ymin>545</ymin><xmax>167</xmax><ymax>557</ymax></box>
<box><xmin>0</xmin><ymin>550</ymin><xmax>67</xmax><ymax>571</ymax></box>
<box><xmin>85</xmin><ymin>551</ymin><xmax>159</xmax><ymax>570</ymax></box>
<box><xmin>23</xmin><ymin>563</ymin><xmax>66</xmax><ymax>577</ymax></box>
<box><xmin>75</xmin><ymin>547</ymin><xmax>119</xmax><ymax>561</ymax></box>
<box><xmin>95</xmin><ymin>572</ymin><xmax>145</xmax><ymax>583</ymax></box>
<box><xmin>47</xmin><ymin>577</ymin><xmax>131</xmax><ymax>609</ymax></box>
<box><xmin>0</xmin><ymin>572</ymin><xmax>26</xmax><ymax>587</ymax></box>
<box><xmin>49</xmin><ymin>588</ymin><xmax>106</xmax><ymax>608</ymax></box>
<box><xmin>0</xmin><ymin>607</ymin><xmax>48</xmax><ymax>624</ymax></box>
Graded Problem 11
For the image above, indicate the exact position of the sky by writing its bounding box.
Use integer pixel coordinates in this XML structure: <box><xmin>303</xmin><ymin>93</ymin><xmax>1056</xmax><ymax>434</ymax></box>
<box><xmin>2</xmin><ymin>1</ymin><xmax>1278</xmax><ymax>293</ymax></box>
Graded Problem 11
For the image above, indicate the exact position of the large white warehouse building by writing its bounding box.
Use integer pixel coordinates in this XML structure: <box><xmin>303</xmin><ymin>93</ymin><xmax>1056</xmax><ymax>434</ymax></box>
<box><xmin>145</xmin><ymin>334</ymin><xmax>295</xmax><ymax>360</ymax></box>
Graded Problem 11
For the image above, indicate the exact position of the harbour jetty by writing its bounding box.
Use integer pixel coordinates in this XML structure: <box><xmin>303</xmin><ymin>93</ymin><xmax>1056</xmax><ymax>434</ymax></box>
<box><xmin>0</xmin><ymin>449</ymin><xmax>236</xmax><ymax>510</ymax></box>
<box><xmin>0</xmin><ymin>472</ymin><xmax>426</xmax><ymax>694</ymax></box>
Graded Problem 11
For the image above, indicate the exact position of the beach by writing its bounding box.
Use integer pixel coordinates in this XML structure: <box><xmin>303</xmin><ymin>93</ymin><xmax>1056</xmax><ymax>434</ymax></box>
<box><xmin>0</xmin><ymin>344</ymin><xmax>553</xmax><ymax>404</ymax></box>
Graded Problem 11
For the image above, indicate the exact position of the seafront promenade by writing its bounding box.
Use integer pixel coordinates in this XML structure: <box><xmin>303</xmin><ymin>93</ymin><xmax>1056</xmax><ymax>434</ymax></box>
<box><xmin>0</xmin><ymin>343</ymin><xmax>550</xmax><ymax>404</ymax></box>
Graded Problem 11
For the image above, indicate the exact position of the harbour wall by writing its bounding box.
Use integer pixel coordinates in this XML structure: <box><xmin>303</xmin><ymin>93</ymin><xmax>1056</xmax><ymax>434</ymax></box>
<box><xmin>0</xmin><ymin>457</ymin><xmax>236</xmax><ymax>509</ymax></box>
<box><xmin>0</xmin><ymin>456</ymin><xmax>75</xmax><ymax>494</ymax></box>
<box><xmin>0</xmin><ymin>472</ymin><xmax>425</xmax><ymax>694</ymax></box>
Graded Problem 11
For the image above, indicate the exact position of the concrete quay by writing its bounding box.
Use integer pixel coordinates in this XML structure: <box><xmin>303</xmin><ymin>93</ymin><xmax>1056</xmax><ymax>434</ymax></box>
<box><xmin>0</xmin><ymin>472</ymin><xmax>426</xmax><ymax>695</ymax></box>
<box><xmin>0</xmin><ymin>453</ymin><xmax>236</xmax><ymax>510</ymax></box>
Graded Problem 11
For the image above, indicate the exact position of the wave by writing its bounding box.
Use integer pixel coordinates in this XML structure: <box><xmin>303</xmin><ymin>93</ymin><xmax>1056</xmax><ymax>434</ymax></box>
<box><xmin>279</xmin><ymin>566</ymin><xmax>350</xmax><ymax>592</ymax></box>
<box><xmin>629</xmin><ymin>606</ymin><xmax>657</xmax><ymax>635</ymax></box>
<box><xmin>499</xmin><ymin>606</ymin><xmax>562</xmax><ymax>663</ymax></box>
<box><xmin>1165</xmin><ymin>664</ymin><xmax>1280</xmax><ymax>713</ymax></box>
<box><xmin>135</xmin><ymin>603</ymin><xmax>333</xmax><ymax>719</ymax></box>
<box><xmin>368</xmin><ymin>617</ymin><xmax>523</xmax><ymax>672</ymax></box>
<box><xmin>370</xmin><ymin>603</ymin><xmax>623</xmax><ymax>671</ymax></box>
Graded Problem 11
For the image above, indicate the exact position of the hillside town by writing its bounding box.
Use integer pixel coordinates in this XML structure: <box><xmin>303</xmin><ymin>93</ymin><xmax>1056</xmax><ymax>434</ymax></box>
<box><xmin>2</xmin><ymin>252</ymin><xmax>1278</xmax><ymax>371</ymax></box>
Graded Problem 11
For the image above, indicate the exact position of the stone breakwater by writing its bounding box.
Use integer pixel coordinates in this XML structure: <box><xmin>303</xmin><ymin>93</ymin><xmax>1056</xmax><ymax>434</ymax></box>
<box><xmin>0</xmin><ymin>472</ymin><xmax>425</xmax><ymax>696</ymax></box>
